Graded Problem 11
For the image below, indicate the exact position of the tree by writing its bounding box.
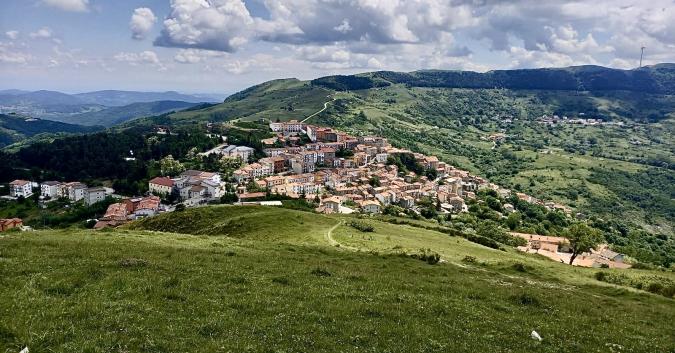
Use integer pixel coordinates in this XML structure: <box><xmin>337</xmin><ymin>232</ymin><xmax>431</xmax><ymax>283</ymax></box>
<box><xmin>159</xmin><ymin>155</ymin><xmax>185</xmax><ymax>176</ymax></box>
<box><xmin>566</xmin><ymin>223</ymin><xmax>604</xmax><ymax>265</ymax></box>
<box><xmin>477</xmin><ymin>220</ymin><xmax>526</xmax><ymax>246</ymax></box>
<box><xmin>506</xmin><ymin>212</ymin><xmax>521</xmax><ymax>230</ymax></box>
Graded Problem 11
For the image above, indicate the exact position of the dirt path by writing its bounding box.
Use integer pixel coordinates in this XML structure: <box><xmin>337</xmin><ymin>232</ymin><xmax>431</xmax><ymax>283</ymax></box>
<box><xmin>324</xmin><ymin>220</ymin><xmax>358</xmax><ymax>251</ymax></box>
<box><xmin>301</xmin><ymin>96</ymin><xmax>335</xmax><ymax>123</ymax></box>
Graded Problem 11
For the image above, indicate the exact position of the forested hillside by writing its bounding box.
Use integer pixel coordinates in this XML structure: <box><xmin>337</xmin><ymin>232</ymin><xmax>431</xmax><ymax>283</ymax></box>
<box><xmin>0</xmin><ymin>113</ymin><xmax>99</xmax><ymax>147</ymax></box>
<box><xmin>313</xmin><ymin>64</ymin><xmax>675</xmax><ymax>95</ymax></box>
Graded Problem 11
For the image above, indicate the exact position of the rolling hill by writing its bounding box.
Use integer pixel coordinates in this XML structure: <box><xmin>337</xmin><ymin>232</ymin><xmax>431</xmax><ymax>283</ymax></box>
<box><xmin>55</xmin><ymin>100</ymin><xmax>201</xmax><ymax>126</ymax></box>
<box><xmin>73</xmin><ymin>90</ymin><xmax>224</xmax><ymax>106</ymax></box>
<box><xmin>0</xmin><ymin>89</ymin><xmax>225</xmax><ymax>125</ymax></box>
<box><xmin>1</xmin><ymin>205</ymin><xmax>673</xmax><ymax>352</ymax></box>
<box><xmin>0</xmin><ymin>113</ymin><xmax>100</xmax><ymax>147</ymax></box>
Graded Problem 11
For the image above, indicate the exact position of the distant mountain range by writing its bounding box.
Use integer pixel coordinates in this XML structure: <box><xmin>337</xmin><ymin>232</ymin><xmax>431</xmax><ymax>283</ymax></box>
<box><xmin>0</xmin><ymin>89</ymin><xmax>228</xmax><ymax>126</ymax></box>
<box><xmin>59</xmin><ymin>100</ymin><xmax>201</xmax><ymax>126</ymax></box>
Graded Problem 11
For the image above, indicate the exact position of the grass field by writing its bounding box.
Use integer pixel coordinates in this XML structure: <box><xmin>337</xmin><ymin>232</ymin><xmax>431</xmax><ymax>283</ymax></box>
<box><xmin>1</xmin><ymin>206</ymin><xmax>673</xmax><ymax>352</ymax></box>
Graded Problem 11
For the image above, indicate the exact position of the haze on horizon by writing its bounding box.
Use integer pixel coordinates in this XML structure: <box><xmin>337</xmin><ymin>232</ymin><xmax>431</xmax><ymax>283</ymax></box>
<box><xmin>1</xmin><ymin>0</ymin><xmax>673</xmax><ymax>94</ymax></box>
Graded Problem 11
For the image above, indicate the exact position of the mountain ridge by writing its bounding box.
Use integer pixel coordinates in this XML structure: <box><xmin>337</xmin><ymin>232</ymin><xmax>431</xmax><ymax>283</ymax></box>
<box><xmin>312</xmin><ymin>63</ymin><xmax>675</xmax><ymax>94</ymax></box>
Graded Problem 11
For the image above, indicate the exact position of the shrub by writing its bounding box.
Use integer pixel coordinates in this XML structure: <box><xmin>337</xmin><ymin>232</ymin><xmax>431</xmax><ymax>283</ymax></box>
<box><xmin>594</xmin><ymin>272</ymin><xmax>607</xmax><ymax>281</ymax></box>
<box><xmin>512</xmin><ymin>263</ymin><xmax>527</xmax><ymax>272</ymax></box>
<box><xmin>349</xmin><ymin>220</ymin><xmax>374</xmax><ymax>232</ymax></box>
<box><xmin>311</xmin><ymin>268</ymin><xmax>332</xmax><ymax>277</ymax></box>
<box><xmin>646</xmin><ymin>282</ymin><xmax>663</xmax><ymax>294</ymax></box>
<box><xmin>411</xmin><ymin>249</ymin><xmax>441</xmax><ymax>265</ymax></box>
<box><xmin>462</xmin><ymin>256</ymin><xmax>477</xmax><ymax>264</ymax></box>
<box><xmin>512</xmin><ymin>293</ymin><xmax>540</xmax><ymax>306</ymax></box>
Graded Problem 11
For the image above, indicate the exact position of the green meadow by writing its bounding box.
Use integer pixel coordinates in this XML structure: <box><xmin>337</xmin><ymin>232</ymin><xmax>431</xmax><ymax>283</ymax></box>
<box><xmin>1</xmin><ymin>206</ymin><xmax>673</xmax><ymax>352</ymax></box>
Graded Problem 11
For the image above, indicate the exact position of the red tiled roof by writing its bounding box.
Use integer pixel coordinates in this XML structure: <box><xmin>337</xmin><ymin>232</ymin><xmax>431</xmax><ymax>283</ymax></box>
<box><xmin>10</xmin><ymin>180</ymin><xmax>30</xmax><ymax>186</ymax></box>
<box><xmin>149</xmin><ymin>177</ymin><xmax>175</xmax><ymax>187</ymax></box>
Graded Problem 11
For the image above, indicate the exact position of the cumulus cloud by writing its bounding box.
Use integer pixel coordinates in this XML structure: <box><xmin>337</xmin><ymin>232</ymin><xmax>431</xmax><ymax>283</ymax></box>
<box><xmin>154</xmin><ymin>0</ymin><xmax>255</xmax><ymax>52</ymax></box>
<box><xmin>29</xmin><ymin>27</ymin><xmax>53</xmax><ymax>39</ymax></box>
<box><xmin>114</xmin><ymin>50</ymin><xmax>166</xmax><ymax>70</ymax></box>
<box><xmin>41</xmin><ymin>0</ymin><xmax>89</xmax><ymax>12</ymax></box>
<box><xmin>145</xmin><ymin>0</ymin><xmax>674</xmax><ymax>71</ymax></box>
<box><xmin>0</xmin><ymin>43</ymin><xmax>32</xmax><ymax>64</ymax></box>
<box><xmin>5</xmin><ymin>31</ymin><xmax>19</xmax><ymax>40</ymax></box>
<box><xmin>130</xmin><ymin>8</ymin><xmax>157</xmax><ymax>40</ymax></box>
<box><xmin>174</xmin><ymin>48</ymin><xmax>226</xmax><ymax>64</ymax></box>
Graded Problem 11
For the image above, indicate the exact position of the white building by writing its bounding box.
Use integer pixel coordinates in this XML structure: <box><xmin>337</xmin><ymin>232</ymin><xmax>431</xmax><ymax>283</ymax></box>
<box><xmin>269</xmin><ymin>120</ymin><xmax>304</xmax><ymax>135</ymax></box>
<box><xmin>360</xmin><ymin>200</ymin><xmax>381</xmax><ymax>214</ymax></box>
<box><xmin>9</xmin><ymin>180</ymin><xmax>32</xmax><ymax>198</ymax></box>
<box><xmin>84</xmin><ymin>187</ymin><xmax>107</xmax><ymax>206</ymax></box>
<box><xmin>40</xmin><ymin>181</ymin><xmax>61</xmax><ymax>198</ymax></box>
<box><xmin>148</xmin><ymin>177</ymin><xmax>175</xmax><ymax>196</ymax></box>
<box><xmin>221</xmin><ymin>145</ymin><xmax>255</xmax><ymax>162</ymax></box>
<box><xmin>59</xmin><ymin>182</ymin><xmax>87</xmax><ymax>202</ymax></box>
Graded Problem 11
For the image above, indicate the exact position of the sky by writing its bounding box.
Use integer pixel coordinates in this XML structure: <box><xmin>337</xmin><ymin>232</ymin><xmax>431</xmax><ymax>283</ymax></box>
<box><xmin>1</xmin><ymin>0</ymin><xmax>674</xmax><ymax>94</ymax></box>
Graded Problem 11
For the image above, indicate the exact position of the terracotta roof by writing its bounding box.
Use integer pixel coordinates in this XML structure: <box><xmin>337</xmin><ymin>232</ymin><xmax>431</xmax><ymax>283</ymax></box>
<box><xmin>0</xmin><ymin>218</ymin><xmax>23</xmax><ymax>225</ymax></box>
<box><xmin>103</xmin><ymin>203</ymin><xmax>128</xmax><ymax>220</ymax></box>
<box><xmin>150</xmin><ymin>177</ymin><xmax>175</xmax><ymax>187</ymax></box>
<box><xmin>238</xmin><ymin>192</ymin><xmax>266</xmax><ymax>200</ymax></box>
<box><xmin>136</xmin><ymin>196</ymin><xmax>160</xmax><ymax>211</ymax></box>
<box><xmin>323</xmin><ymin>196</ymin><xmax>342</xmax><ymax>204</ymax></box>
<box><xmin>10</xmin><ymin>180</ymin><xmax>30</xmax><ymax>186</ymax></box>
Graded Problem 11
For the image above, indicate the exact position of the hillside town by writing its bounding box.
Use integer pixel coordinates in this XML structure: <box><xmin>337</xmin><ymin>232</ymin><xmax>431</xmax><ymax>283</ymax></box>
<box><xmin>4</xmin><ymin>120</ymin><xmax>572</xmax><ymax>225</ymax></box>
<box><xmin>3</xmin><ymin>120</ymin><xmax>623</xmax><ymax>268</ymax></box>
<box><xmin>144</xmin><ymin>120</ymin><xmax>572</xmax><ymax>217</ymax></box>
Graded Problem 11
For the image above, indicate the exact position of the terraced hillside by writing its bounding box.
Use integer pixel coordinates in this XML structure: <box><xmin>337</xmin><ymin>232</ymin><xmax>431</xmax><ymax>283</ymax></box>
<box><xmin>1</xmin><ymin>206</ymin><xmax>673</xmax><ymax>352</ymax></box>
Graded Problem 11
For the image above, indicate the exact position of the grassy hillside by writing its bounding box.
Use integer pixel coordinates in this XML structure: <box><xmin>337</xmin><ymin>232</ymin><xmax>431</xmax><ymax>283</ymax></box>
<box><xmin>135</xmin><ymin>79</ymin><xmax>333</xmax><ymax>125</ymax></box>
<box><xmin>1</xmin><ymin>206</ymin><xmax>674</xmax><ymax>352</ymax></box>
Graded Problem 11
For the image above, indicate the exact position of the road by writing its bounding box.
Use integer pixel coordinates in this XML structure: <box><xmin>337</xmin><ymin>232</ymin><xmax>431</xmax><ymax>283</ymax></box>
<box><xmin>301</xmin><ymin>96</ymin><xmax>335</xmax><ymax>123</ymax></box>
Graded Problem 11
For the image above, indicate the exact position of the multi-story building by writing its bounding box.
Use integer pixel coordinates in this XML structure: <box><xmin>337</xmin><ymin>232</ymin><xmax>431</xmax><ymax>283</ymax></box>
<box><xmin>40</xmin><ymin>181</ymin><xmax>61</xmax><ymax>198</ymax></box>
<box><xmin>148</xmin><ymin>177</ymin><xmax>175</xmax><ymax>196</ymax></box>
<box><xmin>9</xmin><ymin>180</ymin><xmax>32</xmax><ymax>198</ymax></box>
<box><xmin>84</xmin><ymin>187</ymin><xmax>107</xmax><ymax>206</ymax></box>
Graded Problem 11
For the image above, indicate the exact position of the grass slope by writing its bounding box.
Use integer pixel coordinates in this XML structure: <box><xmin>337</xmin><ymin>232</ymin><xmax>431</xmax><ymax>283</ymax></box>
<box><xmin>141</xmin><ymin>79</ymin><xmax>333</xmax><ymax>125</ymax></box>
<box><xmin>0</xmin><ymin>207</ymin><xmax>673</xmax><ymax>352</ymax></box>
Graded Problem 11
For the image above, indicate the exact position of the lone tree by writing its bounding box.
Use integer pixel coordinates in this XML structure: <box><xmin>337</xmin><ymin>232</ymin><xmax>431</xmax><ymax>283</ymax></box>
<box><xmin>566</xmin><ymin>223</ymin><xmax>604</xmax><ymax>265</ymax></box>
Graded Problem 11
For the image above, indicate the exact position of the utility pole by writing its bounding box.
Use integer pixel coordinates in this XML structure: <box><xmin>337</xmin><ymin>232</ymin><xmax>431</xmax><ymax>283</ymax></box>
<box><xmin>639</xmin><ymin>46</ymin><xmax>646</xmax><ymax>68</ymax></box>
